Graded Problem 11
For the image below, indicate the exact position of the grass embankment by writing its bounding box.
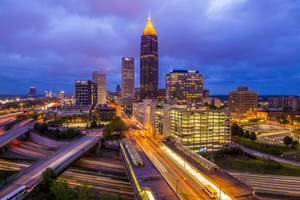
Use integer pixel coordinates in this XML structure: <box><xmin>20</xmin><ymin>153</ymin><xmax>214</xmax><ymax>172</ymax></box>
<box><xmin>208</xmin><ymin>148</ymin><xmax>300</xmax><ymax>177</ymax></box>
<box><xmin>232</xmin><ymin>136</ymin><xmax>295</xmax><ymax>155</ymax></box>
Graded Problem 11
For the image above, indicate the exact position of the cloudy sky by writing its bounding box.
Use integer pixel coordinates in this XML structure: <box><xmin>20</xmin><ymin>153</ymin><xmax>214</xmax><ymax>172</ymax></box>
<box><xmin>0</xmin><ymin>0</ymin><xmax>299</xmax><ymax>95</ymax></box>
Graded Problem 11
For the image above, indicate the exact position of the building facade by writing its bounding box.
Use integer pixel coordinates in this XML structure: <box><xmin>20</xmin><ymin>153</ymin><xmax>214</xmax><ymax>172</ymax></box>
<box><xmin>92</xmin><ymin>72</ymin><xmax>106</xmax><ymax>105</ymax></box>
<box><xmin>28</xmin><ymin>86</ymin><xmax>36</xmax><ymax>97</ymax></box>
<box><xmin>140</xmin><ymin>17</ymin><xmax>158</xmax><ymax>99</ymax></box>
<box><xmin>163</xmin><ymin>105</ymin><xmax>231</xmax><ymax>153</ymax></box>
<box><xmin>228</xmin><ymin>86</ymin><xmax>258</xmax><ymax>116</ymax></box>
<box><xmin>75</xmin><ymin>80</ymin><xmax>97</xmax><ymax>106</ymax></box>
<box><xmin>122</xmin><ymin>57</ymin><xmax>134</xmax><ymax>98</ymax></box>
<box><xmin>166</xmin><ymin>70</ymin><xmax>203</xmax><ymax>106</ymax></box>
<box><xmin>268</xmin><ymin>96</ymin><xmax>300</xmax><ymax>111</ymax></box>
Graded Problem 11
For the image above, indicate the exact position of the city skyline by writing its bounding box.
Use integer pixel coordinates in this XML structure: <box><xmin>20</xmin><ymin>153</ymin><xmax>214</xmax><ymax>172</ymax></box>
<box><xmin>0</xmin><ymin>0</ymin><xmax>300</xmax><ymax>95</ymax></box>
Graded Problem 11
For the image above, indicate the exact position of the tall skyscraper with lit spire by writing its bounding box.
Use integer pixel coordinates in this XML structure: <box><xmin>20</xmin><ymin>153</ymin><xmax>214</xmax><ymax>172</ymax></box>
<box><xmin>140</xmin><ymin>14</ymin><xmax>158</xmax><ymax>99</ymax></box>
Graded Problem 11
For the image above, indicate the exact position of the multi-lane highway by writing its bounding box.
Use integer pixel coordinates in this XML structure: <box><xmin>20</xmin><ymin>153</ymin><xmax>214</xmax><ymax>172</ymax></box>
<box><xmin>133</xmin><ymin>134</ymin><xmax>210</xmax><ymax>200</ymax></box>
<box><xmin>230</xmin><ymin>171</ymin><xmax>300</xmax><ymax>197</ymax></box>
<box><xmin>0</xmin><ymin>133</ymin><xmax>101</xmax><ymax>199</ymax></box>
<box><xmin>0</xmin><ymin>119</ymin><xmax>33</xmax><ymax>148</ymax></box>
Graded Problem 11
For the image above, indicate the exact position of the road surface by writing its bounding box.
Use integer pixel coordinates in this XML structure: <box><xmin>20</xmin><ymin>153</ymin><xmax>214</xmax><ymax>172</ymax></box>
<box><xmin>0</xmin><ymin>120</ymin><xmax>33</xmax><ymax>148</ymax></box>
<box><xmin>229</xmin><ymin>171</ymin><xmax>300</xmax><ymax>197</ymax></box>
<box><xmin>0</xmin><ymin>133</ymin><xmax>101</xmax><ymax>199</ymax></box>
<box><xmin>233</xmin><ymin>143</ymin><xmax>300</xmax><ymax>167</ymax></box>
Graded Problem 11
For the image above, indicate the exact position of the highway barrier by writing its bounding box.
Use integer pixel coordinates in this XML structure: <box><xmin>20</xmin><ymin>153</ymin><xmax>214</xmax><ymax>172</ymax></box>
<box><xmin>174</xmin><ymin>142</ymin><xmax>219</xmax><ymax>171</ymax></box>
<box><xmin>120</xmin><ymin>142</ymin><xmax>156</xmax><ymax>200</ymax></box>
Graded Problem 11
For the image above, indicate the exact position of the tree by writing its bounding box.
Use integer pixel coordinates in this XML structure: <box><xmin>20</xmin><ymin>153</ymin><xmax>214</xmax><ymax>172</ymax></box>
<box><xmin>76</xmin><ymin>182</ymin><xmax>97</xmax><ymax>200</ymax></box>
<box><xmin>291</xmin><ymin>140</ymin><xmax>299</xmax><ymax>149</ymax></box>
<box><xmin>238</xmin><ymin>127</ymin><xmax>244</xmax><ymax>138</ymax></box>
<box><xmin>231</xmin><ymin>123</ymin><xmax>239</xmax><ymax>136</ymax></box>
<box><xmin>249</xmin><ymin>132</ymin><xmax>257</xmax><ymax>141</ymax></box>
<box><xmin>90</xmin><ymin>120</ymin><xmax>98</xmax><ymax>129</ymax></box>
<box><xmin>283</xmin><ymin>136</ymin><xmax>293</xmax><ymax>146</ymax></box>
<box><xmin>40</xmin><ymin>168</ymin><xmax>56</xmax><ymax>192</ymax></box>
<box><xmin>244</xmin><ymin>130</ymin><xmax>250</xmax><ymax>138</ymax></box>
<box><xmin>50</xmin><ymin>181</ymin><xmax>74</xmax><ymax>200</ymax></box>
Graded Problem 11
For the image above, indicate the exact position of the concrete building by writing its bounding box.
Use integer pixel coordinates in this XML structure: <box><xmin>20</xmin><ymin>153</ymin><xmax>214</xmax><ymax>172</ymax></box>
<box><xmin>166</xmin><ymin>70</ymin><xmax>203</xmax><ymax>106</ymax></box>
<box><xmin>132</xmin><ymin>99</ymin><xmax>158</xmax><ymax>136</ymax></box>
<box><xmin>203</xmin><ymin>97</ymin><xmax>221</xmax><ymax>107</ymax></box>
<box><xmin>92</xmin><ymin>72</ymin><xmax>106</xmax><ymax>105</ymax></box>
<box><xmin>44</xmin><ymin>90</ymin><xmax>53</xmax><ymax>98</ymax></box>
<box><xmin>116</xmin><ymin>84</ymin><xmax>121</xmax><ymax>96</ymax></box>
<box><xmin>140</xmin><ymin>16</ymin><xmax>158</xmax><ymax>99</ymax></box>
<box><xmin>28</xmin><ymin>86</ymin><xmax>36</xmax><ymax>97</ymax></box>
<box><xmin>163</xmin><ymin>105</ymin><xmax>231</xmax><ymax>153</ymax></box>
<box><xmin>228</xmin><ymin>86</ymin><xmax>258</xmax><ymax>116</ymax></box>
<box><xmin>122</xmin><ymin>57</ymin><xmax>134</xmax><ymax>98</ymax></box>
<box><xmin>268</xmin><ymin>96</ymin><xmax>300</xmax><ymax>111</ymax></box>
<box><xmin>75</xmin><ymin>80</ymin><xmax>97</xmax><ymax>106</ymax></box>
<box><xmin>203</xmin><ymin>89</ymin><xmax>210</xmax><ymax>98</ymax></box>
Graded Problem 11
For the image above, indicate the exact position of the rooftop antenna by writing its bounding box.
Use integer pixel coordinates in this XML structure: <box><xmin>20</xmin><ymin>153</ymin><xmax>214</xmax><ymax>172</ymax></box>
<box><xmin>148</xmin><ymin>10</ymin><xmax>151</xmax><ymax>20</ymax></box>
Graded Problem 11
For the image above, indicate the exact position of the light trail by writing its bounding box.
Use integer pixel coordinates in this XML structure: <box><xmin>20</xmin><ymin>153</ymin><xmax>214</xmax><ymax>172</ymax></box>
<box><xmin>161</xmin><ymin>145</ymin><xmax>232</xmax><ymax>200</ymax></box>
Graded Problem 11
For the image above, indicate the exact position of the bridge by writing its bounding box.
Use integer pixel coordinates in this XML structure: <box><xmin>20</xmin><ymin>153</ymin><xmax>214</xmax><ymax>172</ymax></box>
<box><xmin>0</xmin><ymin>133</ymin><xmax>102</xmax><ymax>199</ymax></box>
<box><xmin>0</xmin><ymin>120</ymin><xmax>33</xmax><ymax>150</ymax></box>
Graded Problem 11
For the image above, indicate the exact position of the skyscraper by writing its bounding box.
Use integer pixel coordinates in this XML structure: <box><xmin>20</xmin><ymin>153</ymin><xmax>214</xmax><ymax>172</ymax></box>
<box><xmin>75</xmin><ymin>80</ymin><xmax>97</xmax><ymax>106</ymax></box>
<box><xmin>166</xmin><ymin>70</ymin><xmax>203</xmax><ymax>106</ymax></box>
<box><xmin>116</xmin><ymin>84</ymin><xmax>121</xmax><ymax>96</ymax></box>
<box><xmin>92</xmin><ymin>72</ymin><xmax>106</xmax><ymax>105</ymax></box>
<box><xmin>140</xmin><ymin>15</ymin><xmax>158</xmax><ymax>99</ymax></box>
<box><xmin>28</xmin><ymin>86</ymin><xmax>36</xmax><ymax>97</ymax></box>
<box><xmin>121</xmin><ymin>57</ymin><xmax>134</xmax><ymax>98</ymax></box>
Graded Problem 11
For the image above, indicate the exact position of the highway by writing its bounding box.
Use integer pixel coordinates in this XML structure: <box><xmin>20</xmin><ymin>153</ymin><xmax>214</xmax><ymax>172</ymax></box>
<box><xmin>0</xmin><ymin>133</ymin><xmax>101</xmax><ymax>199</ymax></box>
<box><xmin>229</xmin><ymin>171</ymin><xmax>300</xmax><ymax>197</ymax></box>
<box><xmin>0</xmin><ymin>119</ymin><xmax>33</xmax><ymax>148</ymax></box>
<box><xmin>133</xmin><ymin>133</ymin><xmax>209</xmax><ymax>200</ymax></box>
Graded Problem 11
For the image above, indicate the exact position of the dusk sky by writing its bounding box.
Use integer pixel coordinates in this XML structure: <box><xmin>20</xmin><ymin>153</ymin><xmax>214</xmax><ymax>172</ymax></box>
<box><xmin>0</xmin><ymin>0</ymin><xmax>299</xmax><ymax>95</ymax></box>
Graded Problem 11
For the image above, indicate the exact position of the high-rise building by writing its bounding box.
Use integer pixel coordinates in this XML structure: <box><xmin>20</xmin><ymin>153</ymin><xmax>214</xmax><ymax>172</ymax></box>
<box><xmin>44</xmin><ymin>90</ymin><xmax>53</xmax><ymax>98</ymax></box>
<box><xmin>122</xmin><ymin>57</ymin><xmax>134</xmax><ymax>98</ymax></box>
<box><xmin>228</xmin><ymin>86</ymin><xmax>258</xmax><ymax>115</ymax></box>
<box><xmin>28</xmin><ymin>86</ymin><xmax>36</xmax><ymax>97</ymax></box>
<box><xmin>59</xmin><ymin>91</ymin><xmax>65</xmax><ymax>99</ymax></box>
<box><xmin>92</xmin><ymin>72</ymin><xmax>106</xmax><ymax>105</ymax></box>
<box><xmin>166</xmin><ymin>70</ymin><xmax>203</xmax><ymax>106</ymax></box>
<box><xmin>75</xmin><ymin>80</ymin><xmax>97</xmax><ymax>106</ymax></box>
<box><xmin>140</xmin><ymin>16</ymin><xmax>158</xmax><ymax>99</ymax></box>
<box><xmin>116</xmin><ymin>84</ymin><xmax>121</xmax><ymax>96</ymax></box>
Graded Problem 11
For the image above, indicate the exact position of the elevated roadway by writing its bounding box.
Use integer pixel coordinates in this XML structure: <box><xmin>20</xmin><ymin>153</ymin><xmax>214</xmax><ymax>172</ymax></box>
<box><xmin>0</xmin><ymin>133</ymin><xmax>101</xmax><ymax>199</ymax></box>
<box><xmin>0</xmin><ymin>120</ymin><xmax>33</xmax><ymax>148</ymax></box>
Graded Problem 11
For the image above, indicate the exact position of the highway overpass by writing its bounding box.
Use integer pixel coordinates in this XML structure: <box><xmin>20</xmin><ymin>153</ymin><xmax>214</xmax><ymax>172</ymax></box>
<box><xmin>230</xmin><ymin>171</ymin><xmax>300</xmax><ymax>198</ymax></box>
<box><xmin>0</xmin><ymin>120</ymin><xmax>33</xmax><ymax>149</ymax></box>
<box><xmin>0</xmin><ymin>133</ymin><xmax>102</xmax><ymax>199</ymax></box>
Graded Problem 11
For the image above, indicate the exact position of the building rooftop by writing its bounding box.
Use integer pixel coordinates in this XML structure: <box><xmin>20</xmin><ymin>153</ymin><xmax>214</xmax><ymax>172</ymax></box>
<box><xmin>142</xmin><ymin>17</ymin><xmax>157</xmax><ymax>36</ymax></box>
<box><xmin>169</xmin><ymin>69</ymin><xmax>199</xmax><ymax>74</ymax></box>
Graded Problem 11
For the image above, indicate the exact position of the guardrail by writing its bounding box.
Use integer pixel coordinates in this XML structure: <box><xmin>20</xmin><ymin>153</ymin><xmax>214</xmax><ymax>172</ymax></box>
<box><xmin>173</xmin><ymin>142</ymin><xmax>219</xmax><ymax>171</ymax></box>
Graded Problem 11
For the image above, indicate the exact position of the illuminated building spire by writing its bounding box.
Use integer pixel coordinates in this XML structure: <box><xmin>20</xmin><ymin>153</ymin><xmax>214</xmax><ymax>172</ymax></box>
<box><xmin>142</xmin><ymin>12</ymin><xmax>157</xmax><ymax>36</ymax></box>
